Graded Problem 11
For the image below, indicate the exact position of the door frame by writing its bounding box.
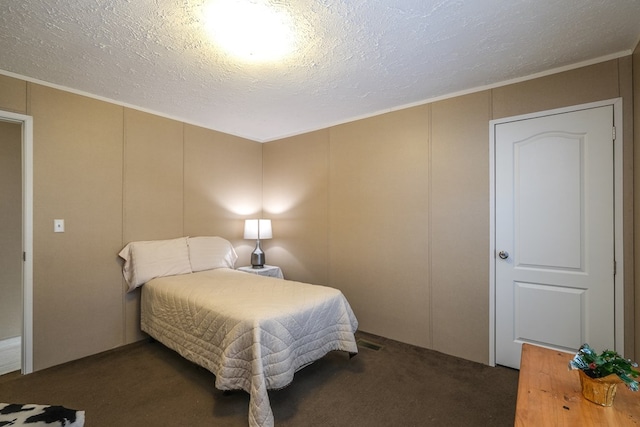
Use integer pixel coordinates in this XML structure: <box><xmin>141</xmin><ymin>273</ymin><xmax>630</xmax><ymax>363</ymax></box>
<box><xmin>488</xmin><ymin>98</ymin><xmax>624</xmax><ymax>366</ymax></box>
<box><xmin>0</xmin><ymin>110</ymin><xmax>33</xmax><ymax>374</ymax></box>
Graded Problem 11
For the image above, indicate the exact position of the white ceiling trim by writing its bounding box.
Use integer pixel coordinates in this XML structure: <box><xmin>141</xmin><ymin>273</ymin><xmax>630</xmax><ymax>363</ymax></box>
<box><xmin>260</xmin><ymin>50</ymin><xmax>633</xmax><ymax>142</ymax></box>
<box><xmin>1</xmin><ymin>49</ymin><xmax>629</xmax><ymax>144</ymax></box>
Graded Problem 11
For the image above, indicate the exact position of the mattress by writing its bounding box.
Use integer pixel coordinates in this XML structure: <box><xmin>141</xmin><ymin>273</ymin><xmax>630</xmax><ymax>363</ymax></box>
<box><xmin>140</xmin><ymin>268</ymin><xmax>358</xmax><ymax>427</ymax></box>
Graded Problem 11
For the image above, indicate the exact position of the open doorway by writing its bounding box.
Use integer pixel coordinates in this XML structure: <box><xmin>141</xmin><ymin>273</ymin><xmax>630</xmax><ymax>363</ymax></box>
<box><xmin>0</xmin><ymin>110</ymin><xmax>33</xmax><ymax>375</ymax></box>
<box><xmin>0</xmin><ymin>119</ymin><xmax>22</xmax><ymax>375</ymax></box>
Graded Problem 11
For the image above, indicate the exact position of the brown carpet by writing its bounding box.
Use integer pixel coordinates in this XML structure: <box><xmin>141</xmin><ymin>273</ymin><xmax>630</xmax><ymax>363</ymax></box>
<box><xmin>0</xmin><ymin>332</ymin><xmax>518</xmax><ymax>426</ymax></box>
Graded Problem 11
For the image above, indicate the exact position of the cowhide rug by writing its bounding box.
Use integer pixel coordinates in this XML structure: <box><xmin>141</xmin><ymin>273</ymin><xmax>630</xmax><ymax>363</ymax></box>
<box><xmin>0</xmin><ymin>403</ymin><xmax>84</xmax><ymax>427</ymax></box>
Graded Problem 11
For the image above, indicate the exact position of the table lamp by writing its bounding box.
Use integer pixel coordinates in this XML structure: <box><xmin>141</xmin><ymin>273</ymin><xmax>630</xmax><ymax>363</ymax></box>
<box><xmin>244</xmin><ymin>219</ymin><xmax>272</xmax><ymax>268</ymax></box>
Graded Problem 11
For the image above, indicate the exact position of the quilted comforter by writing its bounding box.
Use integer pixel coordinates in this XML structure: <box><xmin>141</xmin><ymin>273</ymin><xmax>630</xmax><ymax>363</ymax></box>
<box><xmin>140</xmin><ymin>268</ymin><xmax>358</xmax><ymax>427</ymax></box>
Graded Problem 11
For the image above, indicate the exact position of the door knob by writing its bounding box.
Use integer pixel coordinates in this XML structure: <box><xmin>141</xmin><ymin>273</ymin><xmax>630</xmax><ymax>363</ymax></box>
<box><xmin>498</xmin><ymin>250</ymin><xmax>509</xmax><ymax>260</ymax></box>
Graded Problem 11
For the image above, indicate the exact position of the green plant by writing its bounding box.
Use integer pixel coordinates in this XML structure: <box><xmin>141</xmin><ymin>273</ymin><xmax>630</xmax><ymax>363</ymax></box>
<box><xmin>569</xmin><ymin>343</ymin><xmax>639</xmax><ymax>391</ymax></box>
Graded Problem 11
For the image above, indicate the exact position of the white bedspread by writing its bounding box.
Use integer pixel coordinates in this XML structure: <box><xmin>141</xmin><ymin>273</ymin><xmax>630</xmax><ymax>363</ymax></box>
<box><xmin>140</xmin><ymin>268</ymin><xmax>358</xmax><ymax>427</ymax></box>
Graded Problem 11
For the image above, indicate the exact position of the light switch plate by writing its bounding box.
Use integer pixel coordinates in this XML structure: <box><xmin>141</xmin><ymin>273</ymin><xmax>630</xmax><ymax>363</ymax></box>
<box><xmin>54</xmin><ymin>219</ymin><xmax>64</xmax><ymax>233</ymax></box>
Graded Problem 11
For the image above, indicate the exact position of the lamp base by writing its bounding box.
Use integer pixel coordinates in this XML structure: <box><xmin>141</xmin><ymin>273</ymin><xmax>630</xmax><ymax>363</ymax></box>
<box><xmin>251</xmin><ymin>240</ymin><xmax>265</xmax><ymax>269</ymax></box>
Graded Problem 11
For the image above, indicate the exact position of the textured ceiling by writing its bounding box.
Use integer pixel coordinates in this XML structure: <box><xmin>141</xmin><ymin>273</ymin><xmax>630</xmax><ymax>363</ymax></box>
<box><xmin>1</xmin><ymin>1</ymin><xmax>639</xmax><ymax>142</ymax></box>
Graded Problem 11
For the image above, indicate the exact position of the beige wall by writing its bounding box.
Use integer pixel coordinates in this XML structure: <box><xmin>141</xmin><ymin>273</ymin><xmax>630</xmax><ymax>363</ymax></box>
<box><xmin>0</xmin><ymin>77</ymin><xmax>262</xmax><ymax>370</ymax></box>
<box><xmin>30</xmin><ymin>84</ymin><xmax>125</xmax><ymax>369</ymax></box>
<box><xmin>263</xmin><ymin>57</ymin><xmax>636</xmax><ymax>364</ymax></box>
<box><xmin>183</xmin><ymin>123</ymin><xmax>263</xmax><ymax>265</ymax></box>
<box><xmin>0</xmin><ymin>75</ymin><xmax>27</xmax><ymax>114</ymax></box>
<box><xmin>330</xmin><ymin>107</ymin><xmax>431</xmax><ymax>348</ymax></box>
<box><xmin>0</xmin><ymin>52</ymin><xmax>636</xmax><ymax>370</ymax></box>
<box><xmin>121</xmin><ymin>112</ymin><xmax>263</xmax><ymax>345</ymax></box>
<box><xmin>430</xmin><ymin>92</ymin><xmax>491</xmax><ymax>360</ymax></box>
<box><xmin>0</xmin><ymin>120</ymin><xmax>23</xmax><ymax>340</ymax></box>
<box><xmin>262</xmin><ymin>130</ymin><xmax>331</xmax><ymax>285</ymax></box>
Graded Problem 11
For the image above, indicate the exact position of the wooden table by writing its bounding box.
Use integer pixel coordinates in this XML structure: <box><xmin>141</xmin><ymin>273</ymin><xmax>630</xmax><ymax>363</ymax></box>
<box><xmin>515</xmin><ymin>343</ymin><xmax>640</xmax><ymax>426</ymax></box>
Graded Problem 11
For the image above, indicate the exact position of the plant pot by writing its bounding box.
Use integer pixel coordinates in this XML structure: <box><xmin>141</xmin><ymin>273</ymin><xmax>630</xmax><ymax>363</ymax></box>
<box><xmin>578</xmin><ymin>370</ymin><xmax>622</xmax><ymax>406</ymax></box>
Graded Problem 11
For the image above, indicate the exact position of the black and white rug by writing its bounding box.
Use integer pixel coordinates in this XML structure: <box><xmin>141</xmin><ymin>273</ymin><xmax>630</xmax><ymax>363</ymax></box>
<box><xmin>0</xmin><ymin>403</ymin><xmax>84</xmax><ymax>427</ymax></box>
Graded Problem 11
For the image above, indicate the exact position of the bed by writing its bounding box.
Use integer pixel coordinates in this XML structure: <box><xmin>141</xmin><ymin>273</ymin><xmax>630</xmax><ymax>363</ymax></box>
<box><xmin>119</xmin><ymin>236</ymin><xmax>359</xmax><ymax>427</ymax></box>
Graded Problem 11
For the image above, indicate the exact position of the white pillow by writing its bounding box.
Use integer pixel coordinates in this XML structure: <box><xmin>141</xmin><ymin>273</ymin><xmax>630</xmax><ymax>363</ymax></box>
<box><xmin>118</xmin><ymin>237</ymin><xmax>192</xmax><ymax>292</ymax></box>
<box><xmin>188</xmin><ymin>236</ymin><xmax>238</xmax><ymax>272</ymax></box>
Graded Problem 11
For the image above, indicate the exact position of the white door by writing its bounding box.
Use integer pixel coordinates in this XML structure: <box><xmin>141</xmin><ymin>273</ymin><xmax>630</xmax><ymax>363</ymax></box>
<box><xmin>495</xmin><ymin>105</ymin><xmax>615</xmax><ymax>369</ymax></box>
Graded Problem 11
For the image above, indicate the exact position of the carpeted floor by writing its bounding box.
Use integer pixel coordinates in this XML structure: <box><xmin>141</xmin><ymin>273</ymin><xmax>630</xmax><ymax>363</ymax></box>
<box><xmin>0</xmin><ymin>331</ymin><xmax>518</xmax><ymax>426</ymax></box>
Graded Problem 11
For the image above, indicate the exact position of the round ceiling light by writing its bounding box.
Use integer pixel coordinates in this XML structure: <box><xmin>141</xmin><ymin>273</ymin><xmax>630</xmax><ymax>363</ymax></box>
<box><xmin>203</xmin><ymin>0</ymin><xmax>296</xmax><ymax>63</ymax></box>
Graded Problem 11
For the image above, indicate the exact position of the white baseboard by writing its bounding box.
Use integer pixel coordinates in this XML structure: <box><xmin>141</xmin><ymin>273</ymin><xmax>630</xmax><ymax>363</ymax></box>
<box><xmin>0</xmin><ymin>336</ymin><xmax>21</xmax><ymax>375</ymax></box>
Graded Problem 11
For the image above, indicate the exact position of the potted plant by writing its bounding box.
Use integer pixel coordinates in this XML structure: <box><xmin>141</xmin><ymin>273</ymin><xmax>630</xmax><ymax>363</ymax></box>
<box><xmin>569</xmin><ymin>343</ymin><xmax>639</xmax><ymax>406</ymax></box>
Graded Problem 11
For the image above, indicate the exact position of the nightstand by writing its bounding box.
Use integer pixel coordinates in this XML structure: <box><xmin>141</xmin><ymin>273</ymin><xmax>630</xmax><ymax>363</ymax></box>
<box><xmin>237</xmin><ymin>265</ymin><xmax>284</xmax><ymax>279</ymax></box>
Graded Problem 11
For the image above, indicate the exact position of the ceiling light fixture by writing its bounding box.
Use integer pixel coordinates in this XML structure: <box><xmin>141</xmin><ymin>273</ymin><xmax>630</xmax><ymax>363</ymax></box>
<box><xmin>203</xmin><ymin>0</ymin><xmax>296</xmax><ymax>62</ymax></box>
